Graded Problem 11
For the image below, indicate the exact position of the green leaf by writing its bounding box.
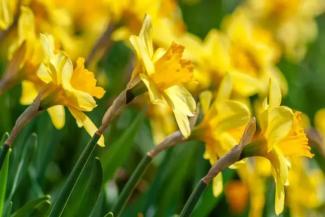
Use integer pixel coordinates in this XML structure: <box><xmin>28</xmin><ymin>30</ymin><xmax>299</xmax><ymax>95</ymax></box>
<box><xmin>192</xmin><ymin>169</ymin><xmax>235</xmax><ymax>217</ymax></box>
<box><xmin>104</xmin><ymin>212</ymin><xmax>114</xmax><ymax>217</ymax></box>
<box><xmin>62</xmin><ymin>157</ymin><xmax>103</xmax><ymax>217</ymax></box>
<box><xmin>101</xmin><ymin>111</ymin><xmax>144</xmax><ymax>181</ymax></box>
<box><xmin>10</xmin><ymin>195</ymin><xmax>51</xmax><ymax>217</ymax></box>
<box><xmin>3</xmin><ymin>202</ymin><xmax>12</xmax><ymax>217</ymax></box>
<box><xmin>7</xmin><ymin>134</ymin><xmax>38</xmax><ymax>201</ymax></box>
<box><xmin>0</xmin><ymin>135</ymin><xmax>10</xmax><ymax>217</ymax></box>
<box><xmin>49</xmin><ymin>133</ymin><xmax>101</xmax><ymax>217</ymax></box>
<box><xmin>155</xmin><ymin>142</ymin><xmax>197</xmax><ymax>217</ymax></box>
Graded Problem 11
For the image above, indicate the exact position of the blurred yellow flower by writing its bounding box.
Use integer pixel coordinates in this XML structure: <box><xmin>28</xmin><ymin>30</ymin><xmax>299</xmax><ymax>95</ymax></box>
<box><xmin>108</xmin><ymin>0</ymin><xmax>183</xmax><ymax>42</ymax></box>
<box><xmin>9</xmin><ymin>6</ymin><xmax>43</xmax><ymax>76</ymax></box>
<box><xmin>194</xmin><ymin>76</ymin><xmax>251</xmax><ymax>196</ymax></box>
<box><xmin>0</xmin><ymin>0</ymin><xmax>16</xmax><ymax>30</ymax></box>
<box><xmin>21</xmin><ymin>34</ymin><xmax>105</xmax><ymax>146</ymax></box>
<box><xmin>222</xmin><ymin>9</ymin><xmax>286</xmax><ymax>97</ymax></box>
<box><xmin>147</xmin><ymin>104</ymin><xmax>177</xmax><ymax>144</ymax></box>
<box><xmin>250</xmin><ymin>79</ymin><xmax>313</xmax><ymax>215</ymax></box>
<box><xmin>237</xmin><ymin>161</ymin><xmax>267</xmax><ymax>217</ymax></box>
<box><xmin>224</xmin><ymin>180</ymin><xmax>249</xmax><ymax>215</ymax></box>
<box><xmin>130</xmin><ymin>15</ymin><xmax>196</xmax><ymax>138</ymax></box>
<box><xmin>287</xmin><ymin>159</ymin><xmax>325</xmax><ymax>217</ymax></box>
<box><xmin>244</xmin><ymin>0</ymin><xmax>325</xmax><ymax>61</ymax></box>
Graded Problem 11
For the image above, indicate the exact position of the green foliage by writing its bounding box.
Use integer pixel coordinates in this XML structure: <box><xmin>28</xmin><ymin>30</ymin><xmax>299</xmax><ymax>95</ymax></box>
<box><xmin>101</xmin><ymin>111</ymin><xmax>144</xmax><ymax>181</ymax></box>
<box><xmin>0</xmin><ymin>135</ymin><xmax>10</xmax><ymax>216</ymax></box>
<box><xmin>61</xmin><ymin>158</ymin><xmax>103</xmax><ymax>217</ymax></box>
<box><xmin>10</xmin><ymin>195</ymin><xmax>51</xmax><ymax>217</ymax></box>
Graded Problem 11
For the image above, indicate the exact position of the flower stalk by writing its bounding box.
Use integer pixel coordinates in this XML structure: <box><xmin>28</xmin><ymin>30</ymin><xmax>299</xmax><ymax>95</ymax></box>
<box><xmin>49</xmin><ymin>132</ymin><xmax>101</xmax><ymax>217</ymax></box>
<box><xmin>179</xmin><ymin>118</ymin><xmax>256</xmax><ymax>217</ymax></box>
<box><xmin>85</xmin><ymin>23</ymin><xmax>116</xmax><ymax>67</ymax></box>
<box><xmin>111</xmin><ymin>131</ymin><xmax>184</xmax><ymax>217</ymax></box>
<box><xmin>49</xmin><ymin>81</ymin><xmax>146</xmax><ymax>216</ymax></box>
<box><xmin>111</xmin><ymin>111</ymin><xmax>199</xmax><ymax>216</ymax></box>
<box><xmin>0</xmin><ymin>96</ymin><xmax>41</xmax><ymax>170</ymax></box>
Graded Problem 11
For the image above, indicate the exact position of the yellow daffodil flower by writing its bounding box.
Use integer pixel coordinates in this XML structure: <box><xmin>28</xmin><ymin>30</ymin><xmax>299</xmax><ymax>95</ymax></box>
<box><xmin>224</xmin><ymin>180</ymin><xmax>249</xmax><ymax>215</ymax></box>
<box><xmin>287</xmin><ymin>159</ymin><xmax>325</xmax><ymax>217</ymax></box>
<box><xmin>148</xmin><ymin>104</ymin><xmax>177</xmax><ymax>144</ymax></box>
<box><xmin>0</xmin><ymin>6</ymin><xmax>44</xmax><ymax>94</ymax></box>
<box><xmin>129</xmin><ymin>15</ymin><xmax>196</xmax><ymax>138</ymax></box>
<box><xmin>244</xmin><ymin>0</ymin><xmax>325</xmax><ymax>61</ymax></box>
<box><xmin>222</xmin><ymin>9</ymin><xmax>287</xmax><ymax>97</ymax></box>
<box><xmin>107</xmin><ymin>0</ymin><xmax>182</xmax><ymax>42</ymax></box>
<box><xmin>193</xmin><ymin>75</ymin><xmax>251</xmax><ymax>196</ymax></box>
<box><xmin>0</xmin><ymin>0</ymin><xmax>16</xmax><ymax>30</ymax></box>
<box><xmin>9</xmin><ymin>6</ymin><xmax>43</xmax><ymax>76</ymax></box>
<box><xmin>237</xmin><ymin>161</ymin><xmax>268</xmax><ymax>217</ymax></box>
<box><xmin>21</xmin><ymin>34</ymin><xmax>105</xmax><ymax>146</ymax></box>
<box><xmin>246</xmin><ymin>79</ymin><xmax>313</xmax><ymax>215</ymax></box>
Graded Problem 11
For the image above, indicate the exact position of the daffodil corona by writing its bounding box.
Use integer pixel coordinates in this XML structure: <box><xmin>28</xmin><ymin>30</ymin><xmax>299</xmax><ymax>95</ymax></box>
<box><xmin>21</xmin><ymin>34</ymin><xmax>105</xmax><ymax>146</ymax></box>
<box><xmin>130</xmin><ymin>15</ymin><xmax>196</xmax><ymax>138</ymax></box>
<box><xmin>243</xmin><ymin>80</ymin><xmax>313</xmax><ymax>215</ymax></box>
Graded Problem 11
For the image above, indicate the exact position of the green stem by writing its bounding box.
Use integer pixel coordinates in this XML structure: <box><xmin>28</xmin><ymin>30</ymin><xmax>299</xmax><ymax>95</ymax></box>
<box><xmin>0</xmin><ymin>144</ymin><xmax>9</xmax><ymax>171</ymax></box>
<box><xmin>111</xmin><ymin>154</ymin><xmax>152</xmax><ymax>217</ymax></box>
<box><xmin>49</xmin><ymin>133</ymin><xmax>100</xmax><ymax>217</ymax></box>
<box><xmin>126</xmin><ymin>81</ymin><xmax>147</xmax><ymax>103</ymax></box>
<box><xmin>179</xmin><ymin>180</ymin><xmax>207</xmax><ymax>217</ymax></box>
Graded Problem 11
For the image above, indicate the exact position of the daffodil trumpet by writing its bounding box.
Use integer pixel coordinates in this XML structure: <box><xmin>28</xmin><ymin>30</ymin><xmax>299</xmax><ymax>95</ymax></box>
<box><xmin>179</xmin><ymin>118</ymin><xmax>256</xmax><ymax>217</ymax></box>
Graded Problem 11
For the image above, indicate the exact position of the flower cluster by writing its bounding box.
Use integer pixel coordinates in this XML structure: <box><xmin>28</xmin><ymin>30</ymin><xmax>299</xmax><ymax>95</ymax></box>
<box><xmin>0</xmin><ymin>0</ymin><xmax>324</xmax><ymax>216</ymax></box>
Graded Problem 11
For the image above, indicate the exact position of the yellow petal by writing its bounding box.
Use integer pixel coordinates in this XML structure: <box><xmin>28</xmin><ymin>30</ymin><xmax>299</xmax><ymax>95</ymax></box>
<box><xmin>67</xmin><ymin>89</ymin><xmax>97</xmax><ymax>112</ymax></box>
<box><xmin>265</xmin><ymin>106</ymin><xmax>294</xmax><ymax>151</ymax></box>
<box><xmin>59</xmin><ymin>55</ymin><xmax>73</xmax><ymax>88</ymax></box>
<box><xmin>212</xmin><ymin>173</ymin><xmax>223</xmax><ymax>197</ymax></box>
<box><xmin>140</xmin><ymin>73</ymin><xmax>165</xmax><ymax>105</ymax></box>
<box><xmin>164</xmin><ymin>85</ymin><xmax>196</xmax><ymax>117</ymax></box>
<box><xmin>0</xmin><ymin>0</ymin><xmax>14</xmax><ymax>29</ymax></box>
<box><xmin>266</xmin><ymin>149</ymin><xmax>289</xmax><ymax>215</ymax></box>
<box><xmin>37</xmin><ymin>63</ymin><xmax>53</xmax><ymax>83</ymax></box>
<box><xmin>139</xmin><ymin>15</ymin><xmax>154</xmax><ymax>58</ymax></box>
<box><xmin>129</xmin><ymin>16</ymin><xmax>155</xmax><ymax>75</ymax></box>
<box><xmin>215</xmin><ymin>100</ymin><xmax>251</xmax><ymax>133</ymax></box>
<box><xmin>230</xmin><ymin>70</ymin><xmax>264</xmax><ymax>96</ymax></box>
<box><xmin>68</xmin><ymin>108</ymin><xmax>104</xmax><ymax>147</ymax></box>
<box><xmin>173</xmin><ymin>110</ymin><xmax>191</xmax><ymax>138</ymax></box>
<box><xmin>40</xmin><ymin>33</ymin><xmax>56</xmax><ymax>60</ymax></box>
<box><xmin>47</xmin><ymin>105</ymin><xmax>65</xmax><ymax>129</ymax></box>
<box><xmin>18</xmin><ymin>7</ymin><xmax>36</xmax><ymax>42</ymax></box>
<box><xmin>20</xmin><ymin>80</ymin><xmax>38</xmax><ymax>105</ymax></box>
<box><xmin>215</xmin><ymin>74</ymin><xmax>232</xmax><ymax>104</ymax></box>
<box><xmin>269</xmin><ymin>79</ymin><xmax>282</xmax><ymax>107</ymax></box>
<box><xmin>71</xmin><ymin>58</ymin><xmax>105</xmax><ymax>98</ymax></box>
<box><xmin>199</xmin><ymin>91</ymin><xmax>212</xmax><ymax>114</ymax></box>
